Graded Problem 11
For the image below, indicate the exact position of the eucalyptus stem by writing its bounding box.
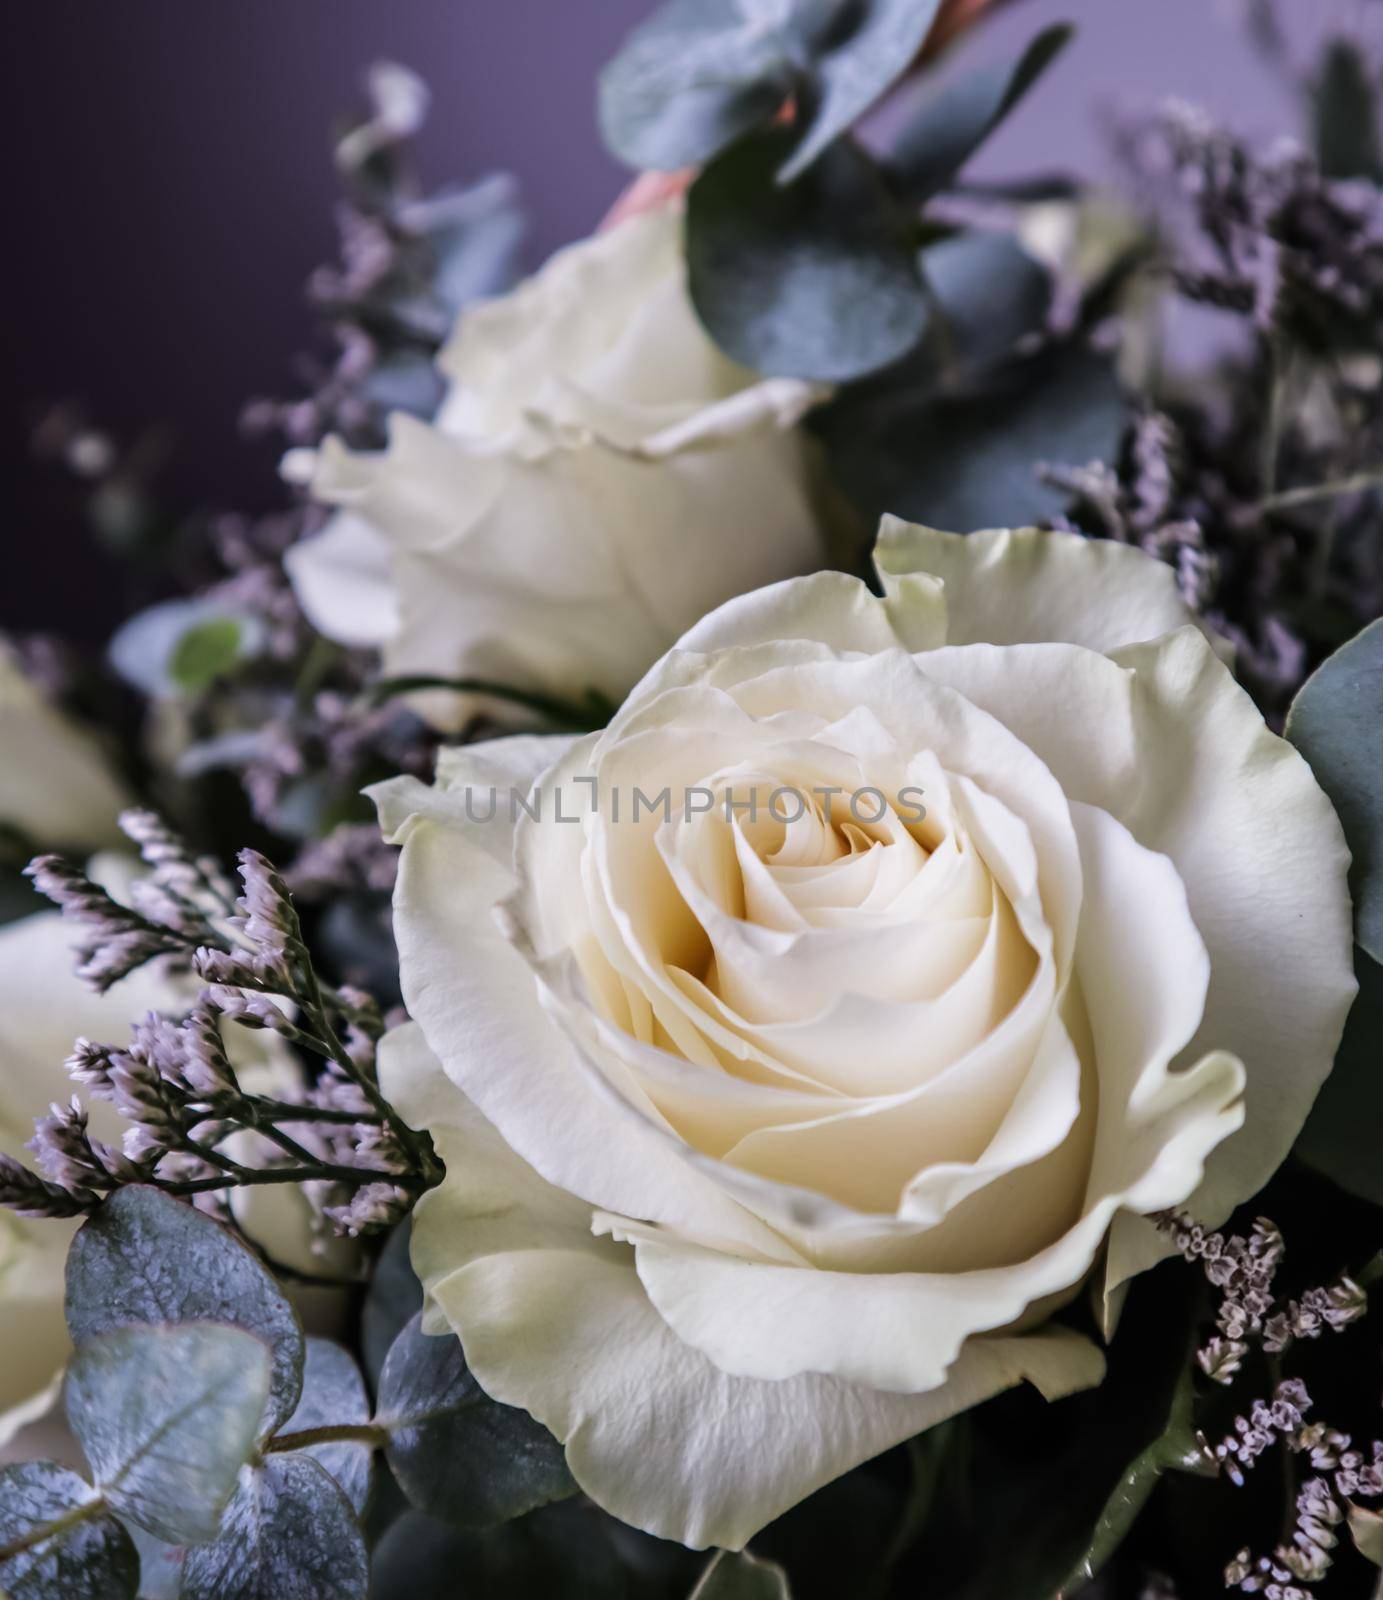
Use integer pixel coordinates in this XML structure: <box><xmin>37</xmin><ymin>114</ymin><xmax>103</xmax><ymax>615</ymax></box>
<box><xmin>267</xmin><ymin>1422</ymin><xmax>389</xmax><ymax>1454</ymax></box>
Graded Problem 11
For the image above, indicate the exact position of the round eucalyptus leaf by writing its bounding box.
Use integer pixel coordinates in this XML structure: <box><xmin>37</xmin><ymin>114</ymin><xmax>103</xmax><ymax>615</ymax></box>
<box><xmin>888</xmin><ymin>24</ymin><xmax>1074</xmax><ymax>201</ymax></box>
<box><xmin>778</xmin><ymin>0</ymin><xmax>943</xmax><ymax>182</ymax></box>
<box><xmin>65</xmin><ymin>1323</ymin><xmax>270</xmax><ymax>1547</ymax></box>
<box><xmin>0</xmin><ymin>1461</ymin><xmax>138</xmax><ymax>1600</ymax></box>
<box><xmin>688</xmin><ymin>130</ymin><xmax>930</xmax><ymax>381</ymax></box>
<box><xmin>179</xmin><ymin>1454</ymin><xmax>367</xmax><ymax>1600</ymax></box>
<box><xmin>276</xmin><ymin>1339</ymin><xmax>374</xmax><ymax>1516</ymax></box>
<box><xmin>1292</xmin><ymin>948</ymin><xmax>1383</xmax><ymax>1204</ymax></box>
<box><xmin>1286</xmin><ymin>617</ymin><xmax>1383</xmax><ymax>964</ymax></box>
<box><xmin>691</xmin><ymin>1548</ymin><xmax>793</xmax><ymax>1598</ymax></box>
<box><xmin>378</xmin><ymin>1312</ymin><xmax>575</xmax><ymax>1529</ymax></box>
<box><xmin>361</xmin><ymin>1220</ymin><xmax>424</xmax><ymax>1387</ymax></box>
<box><xmin>598</xmin><ymin>0</ymin><xmax>791</xmax><ymax>171</ymax></box>
<box><xmin>65</xmin><ymin>1185</ymin><xmax>305</xmax><ymax>1436</ymax></box>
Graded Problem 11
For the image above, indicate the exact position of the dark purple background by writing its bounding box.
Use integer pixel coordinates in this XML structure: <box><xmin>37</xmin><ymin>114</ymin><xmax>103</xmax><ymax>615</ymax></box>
<box><xmin>0</xmin><ymin>0</ymin><xmax>1346</xmax><ymax>637</ymax></box>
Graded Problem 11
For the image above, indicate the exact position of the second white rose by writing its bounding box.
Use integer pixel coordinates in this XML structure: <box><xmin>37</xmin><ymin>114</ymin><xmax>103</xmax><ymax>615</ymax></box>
<box><xmin>287</xmin><ymin>206</ymin><xmax>826</xmax><ymax>731</ymax></box>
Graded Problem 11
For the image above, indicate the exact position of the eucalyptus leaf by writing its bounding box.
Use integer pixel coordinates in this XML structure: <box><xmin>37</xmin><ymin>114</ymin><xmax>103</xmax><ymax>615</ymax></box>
<box><xmin>276</xmin><ymin>1339</ymin><xmax>374</xmax><ymax>1516</ymax></box>
<box><xmin>690</xmin><ymin>1548</ymin><xmax>792</xmax><ymax>1598</ymax></box>
<box><xmin>889</xmin><ymin>25</ymin><xmax>1075</xmax><ymax>201</ymax></box>
<box><xmin>361</xmin><ymin>1220</ymin><xmax>423</xmax><ymax>1386</ymax></box>
<box><xmin>108</xmin><ymin>599</ymin><xmax>260</xmax><ymax>698</ymax></box>
<box><xmin>1314</xmin><ymin>38</ymin><xmax>1382</xmax><ymax>180</ymax></box>
<box><xmin>370</xmin><ymin>1501</ymin><xmax>653</xmax><ymax>1599</ymax></box>
<box><xmin>1285</xmin><ymin>617</ymin><xmax>1383</xmax><ymax>963</ymax></box>
<box><xmin>0</xmin><ymin>1462</ymin><xmax>137</xmax><ymax>1600</ymax></box>
<box><xmin>179</xmin><ymin>1455</ymin><xmax>367</xmax><ymax>1600</ymax></box>
<box><xmin>687</xmin><ymin>129</ymin><xmax>930</xmax><ymax>381</ymax></box>
<box><xmin>1351</xmin><ymin>1502</ymin><xmax>1383</xmax><ymax>1566</ymax></box>
<box><xmin>920</xmin><ymin>229</ymin><xmax>1053</xmax><ymax>373</ymax></box>
<box><xmin>598</xmin><ymin>0</ymin><xmax>792</xmax><ymax>171</ymax></box>
<box><xmin>817</xmin><ymin>341</ymin><xmax>1124</xmax><ymax>530</ymax></box>
<box><xmin>778</xmin><ymin>0</ymin><xmax>944</xmax><ymax>182</ymax></box>
<box><xmin>1292</xmin><ymin>947</ymin><xmax>1383</xmax><ymax>1204</ymax></box>
<box><xmin>65</xmin><ymin>1186</ymin><xmax>305</xmax><ymax>1435</ymax></box>
<box><xmin>378</xmin><ymin>1312</ymin><xmax>575</xmax><ymax>1529</ymax></box>
<box><xmin>65</xmin><ymin>1324</ymin><xmax>270</xmax><ymax>1546</ymax></box>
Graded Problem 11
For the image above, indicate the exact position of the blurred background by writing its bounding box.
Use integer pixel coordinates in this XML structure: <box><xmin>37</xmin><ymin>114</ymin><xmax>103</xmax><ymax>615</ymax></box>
<box><xmin>0</xmin><ymin>0</ymin><xmax>1349</xmax><ymax>638</ymax></box>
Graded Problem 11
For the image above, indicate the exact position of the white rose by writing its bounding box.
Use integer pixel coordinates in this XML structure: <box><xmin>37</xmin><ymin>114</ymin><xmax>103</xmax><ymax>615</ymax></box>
<box><xmin>286</xmin><ymin>207</ymin><xmax>825</xmax><ymax>731</ymax></box>
<box><xmin>0</xmin><ymin>645</ymin><xmax>132</xmax><ymax>851</ymax></box>
<box><xmin>372</xmin><ymin>520</ymin><xmax>1356</xmax><ymax>1549</ymax></box>
<box><xmin>0</xmin><ymin>889</ymin><xmax>328</xmax><ymax>1452</ymax></box>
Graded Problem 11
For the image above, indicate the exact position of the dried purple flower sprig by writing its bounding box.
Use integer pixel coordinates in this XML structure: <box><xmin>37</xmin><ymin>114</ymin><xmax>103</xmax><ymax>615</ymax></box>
<box><xmin>1157</xmin><ymin>1212</ymin><xmax>1379</xmax><ymax>1595</ymax></box>
<box><xmin>4</xmin><ymin>809</ymin><xmax>440</xmax><ymax>1238</ymax></box>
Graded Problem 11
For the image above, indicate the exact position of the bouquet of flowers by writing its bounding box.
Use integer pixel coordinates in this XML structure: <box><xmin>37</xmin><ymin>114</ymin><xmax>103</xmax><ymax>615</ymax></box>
<box><xmin>4</xmin><ymin>3</ymin><xmax>1383</xmax><ymax>1596</ymax></box>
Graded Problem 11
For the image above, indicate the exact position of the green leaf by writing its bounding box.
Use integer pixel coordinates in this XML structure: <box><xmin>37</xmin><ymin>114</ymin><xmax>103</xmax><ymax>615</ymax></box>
<box><xmin>598</xmin><ymin>0</ymin><xmax>792</xmax><ymax>171</ymax></box>
<box><xmin>369</xmin><ymin>1501</ymin><xmax>664</xmax><ymax>1599</ymax></box>
<box><xmin>361</xmin><ymin>1221</ymin><xmax>423</xmax><ymax>1387</ymax></box>
<box><xmin>0</xmin><ymin>1462</ymin><xmax>138</xmax><ymax>1600</ymax></box>
<box><xmin>65</xmin><ymin>1186</ymin><xmax>305</xmax><ymax>1436</ymax></box>
<box><xmin>687</xmin><ymin>129</ymin><xmax>930</xmax><ymax>381</ymax></box>
<box><xmin>168</xmin><ymin>617</ymin><xmax>246</xmax><ymax>692</ymax></box>
<box><xmin>919</xmin><ymin>228</ymin><xmax>1053</xmax><ymax>373</ymax></box>
<box><xmin>378</xmin><ymin>1312</ymin><xmax>575</xmax><ymax>1529</ymax></box>
<box><xmin>276</xmin><ymin>1339</ymin><xmax>374</xmax><ymax>1516</ymax></box>
<box><xmin>65</xmin><ymin>1324</ymin><xmax>270</xmax><ymax>1546</ymax></box>
<box><xmin>179</xmin><ymin>1455</ymin><xmax>367</xmax><ymax>1600</ymax></box>
<box><xmin>817</xmin><ymin>340</ymin><xmax>1125</xmax><ymax>530</ymax></box>
<box><xmin>888</xmin><ymin>25</ymin><xmax>1074</xmax><ymax>201</ymax></box>
<box><xmin>1314</xmin><ymin>38</ymin><xmax>1382</xmax><ymax>180</ymax></box>
<box><xmin>778</xmin><ymin>0</ymin><xmax>944</xmax><ymax>182</ymax></box>
<box><xmin>1293</xmin><ymin>947</ymin><xmax>1383</xmax><ymax>1203</ymax></box>
<box><xmin>690</xmin><ymin>1548</ymin><xmax>792</xmax><ymax>1598</ymax></box>
<box><xmin>1285</xmin><ymin>617</ymin><xmax>1383</xmax><ymax>964</ymax></box>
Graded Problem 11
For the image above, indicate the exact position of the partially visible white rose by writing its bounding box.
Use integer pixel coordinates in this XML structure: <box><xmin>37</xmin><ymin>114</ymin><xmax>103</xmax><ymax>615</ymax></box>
<box><xmin>0</xmin><ymin>644</ymin><xmax>132</xmax><ymax>850</ymax></box>
<box><xmin>287</xmin><ymin>206</ymin><xmax>826</xmax><ymax>731</ymax></box>
<box><xmin>373</xmin><ymin>520</ymin><xmax>1355</xmax><ymax>1550</ymax></box>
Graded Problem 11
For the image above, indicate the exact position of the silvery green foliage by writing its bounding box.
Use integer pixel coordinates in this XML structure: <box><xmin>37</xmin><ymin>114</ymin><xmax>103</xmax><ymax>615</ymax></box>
<box><xmin>378</xmin><ymin>1312</ymin><xmax>575</xmax><ymax>1529</ymax></box>
<box><xmin>65</xmin><ymin>1185</ymin><xmax>306</xmax><ymax>1435</ymax></box>
<box><xmin>277</xmin><ymin>1339</ymin><xmax>375</xmax><ymax>1517</ymax></box>
<box><xmin>599</xmin><ymin>0</ymin><xmax>942</xmax><ymax>181</ymax></box>
<box><xmin>179</xmin><ymin>1455</ymin><xmax>368</xmax><ymax>1600</ymax></box>
<box><xmin>65</xmin><ymin>1324</ymin><xmax>271</xmax><ymax>1545</ymax></box>
<box><xmin>360</xmin><ymin>1219</ymin><xmax>424</xmax><ymax>1386</ymax></box>
<box><xmin>0</xmin><ymin>1462</ymin><xmax>138</xmax><ymax>1600</ymax></box>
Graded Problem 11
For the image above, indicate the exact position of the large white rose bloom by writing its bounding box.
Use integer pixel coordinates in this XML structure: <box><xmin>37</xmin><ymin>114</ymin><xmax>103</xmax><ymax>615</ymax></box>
<box><xmin>0</xmin><ymin>645</ymin><xmax>132</xmax><ymax>850</ymax></box>
<box><xmin>286</xmin><ymin>206</ymin><xmax>825</xmax><ymax>731</ymax></box>
<box><xmin>373</xmin><ymin>521</ymin><xmax>1357</xmax><ymax>1549</ymax></box>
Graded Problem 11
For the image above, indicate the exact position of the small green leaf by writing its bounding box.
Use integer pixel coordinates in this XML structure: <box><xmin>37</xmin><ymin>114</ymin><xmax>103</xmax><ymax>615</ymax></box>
<box><xmin>598</xmin><ymin>0</ymin><xmax>791</xmax><ymax>171</ymax></box>
<box><xmin>1293</xmin><ymin>947</ymin><xmax>1383</xmax><ymax>1204</ymax></box>
<box><xmin>778</xmin><ymin>0</ymin><xmax>944</xmax><ymax>182</ymax></box>
<box><xmin>688</xmin><ymin>129</ymin><xmax>930</xmax><ymax>381</ymax></box>
<box><xmin>691</xmin><ymin>1547</ymin><xmax>793</xmax><ymax>1598</ymax></box>
<box><xmin>65</xmin><ymin>1324</ymin><xmax>270</xmax><ymax>1546</ymax></box>
<box><xmin>65</xmin><ymin>1186</ymin><xmax>305</xmax><ymax>1435</ymax></box>
<box><xmin>0</xmin><ymin>1462</ymin><xmax>137</xmax><ymax>1600</ymax></box>
<box><xmin>276</xmin><ymin>1340</ymin><xmax>374</xmax><ymax>1516</ymax></box>
<box><xmin>168</xmin><ymin>617</ymin><xmax>246</xmax><ymax>692</ymax></box>
<box><xmin>179</xmin><ymin>1455</ymin><xmax>368</xmax><ymax>1600</ymax></box>
<box><xmin>378</xmin><ymin>1312</ymin><xmax>574</xmax><ymax>1529</ymax></box>
<box><xmin>1286</xmin><ymin>617</ymin><xmax>1383</xmax><ymax>964</ymax></box>
<box><xmin>889</xmin><ymin>25</ymin><xmax>1075</xmax><ymax>201</ymax></box>
<box><xmin>1314</xmin><ymin>38</ymin><xmax>1382</xmax><ymax>180</ymax></box>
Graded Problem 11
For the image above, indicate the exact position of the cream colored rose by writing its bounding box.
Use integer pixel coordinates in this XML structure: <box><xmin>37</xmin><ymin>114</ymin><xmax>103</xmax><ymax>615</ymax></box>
<box><xmin>0</xmin><ymin>894</ymin><xmax>325</xmax><ymax>1452</ymax></box>
<box><xmin>373</xmin><ymin>520</ymin><xmax>1356</xmax><ymax>1549</ymax></box>
<box><xmin>287</xmin><ymin>206</ymin><xmax>825</xmax><ymax>731</ymax></box>
<box><xmin>0</xmin><ymin>644</ymin><xmax>132</xmax><ymax>850</ymax></box>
